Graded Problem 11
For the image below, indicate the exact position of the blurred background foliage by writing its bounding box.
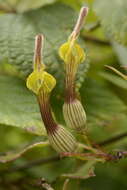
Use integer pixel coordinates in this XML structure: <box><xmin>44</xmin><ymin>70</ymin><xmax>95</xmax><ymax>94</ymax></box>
<box><xmin>0</xmin><ymin>0</ymin><xmax>127</xmax><ymax>189</ymax></box>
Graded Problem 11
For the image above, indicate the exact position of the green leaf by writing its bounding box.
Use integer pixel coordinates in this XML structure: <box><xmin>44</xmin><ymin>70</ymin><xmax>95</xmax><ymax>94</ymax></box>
<box><xmin>112</xmin><ymin>42</ymin><xmax>127</xmax><ymax>67</ymax></box>
<box><xmin>100</xmin><ymin>72</ymin><xmax>127</xmax><ymax>110</ymax></box>
<box><xmin>100</xmin><ymin>72</ymin><xmax>127</xmax><ymax>90</ymax></box>
<box><xmin>57</xmin><ymin>0</ymin><xmax>83</xmax><ymax>10</ymax></box>
<box><xmin>94</xmin><ymin>0</ymin><xmax>127</xmax><ymax>45</ymax></box>
<box><xmin>81</xmin><ymin>78</ymin><xmax>127</xmax><ymax>125</ymax></box>
<box><xmin>0</xmin><ymin>3</ymin><xmax>89</xmax><ymax>92</ymax></box>
<box><xmin>62</xmin><ymin>160</ymin><xmax>96</xmax><ymax>179</ymax></box>
<box><xmin>0</xmin><ymin>141</ymin><xmax>49</xmax><ymax>163</ymax></box>
<box><xmin>0</xmin><ymin>75</ymin><xmax>46</xmax><ymax>136</ymax></box>
<box><xmin>16</xmin><ymin>0</ymin><xmax>56</xmax><ymax>13</ymax></box>
<box><xmin>18</xmin><ymin>0</ymin><xmax>56</xmax><ymax>12</ymax></box>
<box><xmin>80</xmin><ymin>78</ymin><xmax>127</xmax><ymax>141</ymax></box>
<box><xmin>0</xmin><ymin>0</ymin><xmax>56</xmax><ymax>13</ymax></box>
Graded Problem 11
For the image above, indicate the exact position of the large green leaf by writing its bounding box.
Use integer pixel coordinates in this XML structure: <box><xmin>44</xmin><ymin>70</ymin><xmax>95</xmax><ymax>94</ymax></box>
<box><xmin>81</xmin><ymin>78</ymin><xmax>127</xmax><ymax>124</ymax></box>
<box><xmin>80</xmin><ymin>78</ymin><xmax>127</xmax><ymax>141</ymax></box>
<box><xmin>0</xmin><ymin>3</ymin><xmax>89</xmax><ymax>92</ymax></box>
<box><xmin>94</xmin><ymin>0</ymin><xmax>127</xmax><ymax>45</ymax></box>
<box><xmin>0</xmin><ymin>75</ymin><xmax>45</xmax><ymax>135</ymax></box>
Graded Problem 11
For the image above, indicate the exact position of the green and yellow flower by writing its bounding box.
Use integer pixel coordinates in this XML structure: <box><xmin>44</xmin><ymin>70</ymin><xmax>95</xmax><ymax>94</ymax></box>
<box><xmin>59</xmin><ymin>7</ymin><xmax>88</xmax><ymax>132</ymax></box>
<box><xmin>26</xmin><ymin>34</ymin><xmax>77</xmax><ymax>153</ymax></box>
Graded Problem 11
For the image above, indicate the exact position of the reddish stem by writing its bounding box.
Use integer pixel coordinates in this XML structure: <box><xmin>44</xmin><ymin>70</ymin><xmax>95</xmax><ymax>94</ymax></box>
<box><xmin>38</xmin><ymin>91</ymin><xmax>58</xmax><ymax>134</ymax></box>
<box><xmin>65</xmin><ymin>60</ymin><xmax>78</xmax><ymax>103</ymax></box>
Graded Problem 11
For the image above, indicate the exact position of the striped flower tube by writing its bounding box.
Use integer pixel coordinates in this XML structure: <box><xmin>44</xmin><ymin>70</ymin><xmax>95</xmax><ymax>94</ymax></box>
<box><xmin>26</xmin><ymin>34</ymin><xmax>77</xmax><ymax>153</ymax></box>
<box><xmin>59</xmin><ymin>7</ymin><xmax>88</xmax><ymax>132</ymax></box>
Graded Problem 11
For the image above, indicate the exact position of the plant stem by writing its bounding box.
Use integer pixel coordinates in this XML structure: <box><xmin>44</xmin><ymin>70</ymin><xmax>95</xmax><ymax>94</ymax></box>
<box><xmin>62</xmin><ymin>151</ymin><xmax>127</xmax><ymax>162</ymax></box>
<box><xmin>82</xmin><ymin>34</ymin><xmax>110</xmax><ymax>45</ymax></box>
<box><xmin>98</xmin><ymin>132</ymin><xmax>127</xmax><ymax>146</ymax></box>
<box><xmin>6</xmin><ymin>156</ymin><xmax>60</xmax><ymax>172</ymax></box>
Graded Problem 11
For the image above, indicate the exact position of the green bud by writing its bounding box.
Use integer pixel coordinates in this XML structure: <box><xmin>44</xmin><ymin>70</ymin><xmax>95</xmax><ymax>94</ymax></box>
<box><xmin>63</xmin><ymin>99</ymin><xmax>87</xmax><ymax>132</ymax></box>
<box><xmin>48</xmin><ymin>125</ymin><xmax>77</xmax><ymax>153</ymax></box>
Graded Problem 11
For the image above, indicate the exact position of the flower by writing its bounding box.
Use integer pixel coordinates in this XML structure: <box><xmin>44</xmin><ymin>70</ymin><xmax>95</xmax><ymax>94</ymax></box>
<box><xmin>59</xmin><ymin>40</ymin><xmax>85</xmax><ymax>65</ymax></box>
<box><xmin>26</xmin><ymin>70</ymin><xmax>56</xmax><ymax>95</ymax></box>
<box><xmin>26</xmin><ymin>34</ymin><xmax>77</xmax><ymax>153</ymax></box>
<box><xmin>59</xmin><ymin>7</ymin><xmax>88</xmax><ymax>132</ymax></box>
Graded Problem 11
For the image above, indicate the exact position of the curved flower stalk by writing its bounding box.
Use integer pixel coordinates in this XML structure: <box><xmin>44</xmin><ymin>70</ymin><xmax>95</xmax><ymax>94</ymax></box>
<box><xmin>59</xmin><ymin>7</ymin><xmax>88</xmax><ymax>132</ymax></box>
<box><xmin>26</xmin><ymin>34</ymin><xmax>77</xmax><ymax>153</ymax></box>
<box><xmin>106</xmin><ymin>65</ymin><xmax>127</xmax><ymax>80</ymax></box>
